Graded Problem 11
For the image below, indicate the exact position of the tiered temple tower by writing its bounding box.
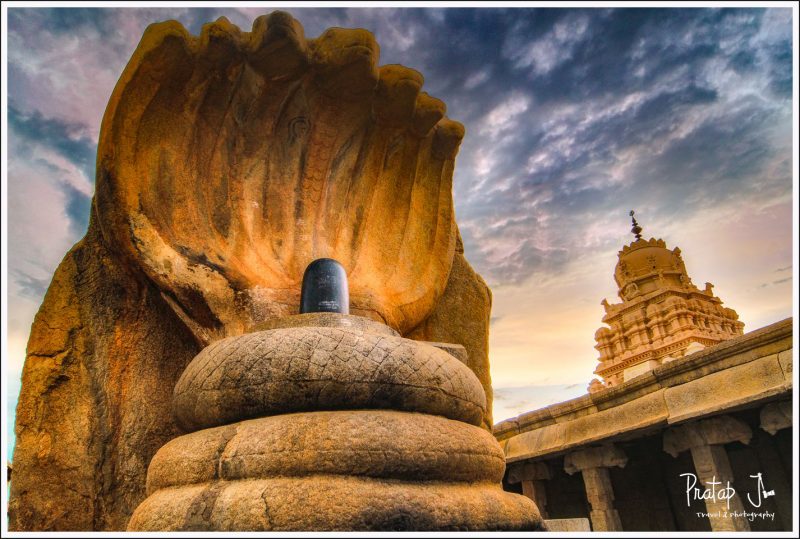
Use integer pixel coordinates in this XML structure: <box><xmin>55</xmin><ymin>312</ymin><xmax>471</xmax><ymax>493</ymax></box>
<box><xmin>589</xmin><ymin>212</ymin><xmax>744</xmax><ymax>391</ymax></box>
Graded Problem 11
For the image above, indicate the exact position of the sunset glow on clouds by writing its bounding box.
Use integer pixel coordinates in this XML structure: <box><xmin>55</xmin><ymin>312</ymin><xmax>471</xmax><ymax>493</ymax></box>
<box><xmin>3</xmin><ymin>7</ymin><xmax>796</xmax><ymax>452</ymax></box>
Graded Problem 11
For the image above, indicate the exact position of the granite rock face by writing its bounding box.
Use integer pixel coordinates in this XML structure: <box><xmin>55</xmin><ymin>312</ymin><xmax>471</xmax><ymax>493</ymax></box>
<box><xmin>9</xmin><ymin>223</ymin><xmax>198</xmax><ymax>531</ymax></box>
<box><xmin>10</xmin><ymin>11</ymin><xmax>495</xmax><ymax>531</ymax></box>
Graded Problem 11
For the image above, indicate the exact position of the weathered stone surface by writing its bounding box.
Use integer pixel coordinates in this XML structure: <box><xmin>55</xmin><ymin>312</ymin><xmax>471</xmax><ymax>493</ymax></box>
<box><xmin>777</xmin><ymin>348</ymin><xmax>793</xmax><ymax>381</ymax></box>
<box><xmin>9</xmin><ymin>224</ymin><xmax>199</xmax><ymax>531</ymax></box>
<box><xmin>520</xmin><ymin>479</ymin><xmax>550</xmax><ymax>519</ymax></box>
<box><xmin>142</xmin><ymin>316</ymin><xmax>536</xmax><ymax>531</ymax></box>
<box><xmin>563</xmin><ymin>444</ymin><xmax>627</xmax><ymax>474</ymax></box>
<box><xmin>562</xmin><ymin>445</ymin><xmax>627</xmax><ymax>531</ymax></box>
<box><xmin>96</xmin><ymin>12</ymin><xmax>465</xmax><ymax>341</ymax></box>
<box><xmin>759</xmin><ymin>400</ymin><xmax>792</xmax><ymax>435</ymax></box>
<box><xmin>663</xmin><ymin>415</ymin><xmax>752</xmax><ymax>457</ymax></box>
<box><xmin>11</xmin><ymin>11</ymin><xmax>495</xmax><ymax>531</ymax></box>
<box><xmin>564</xmin><ymin>390</ymin><xmax>667</xmax><ymax>445</ymax></box>
<box><xmin>504</xmin><ymin>422</ymin><xmax>567</xmax><ymax>463</ymax></box>
<box><xmin>407</xmin><ymin>247</ymin><xmax>494</xmax><ymax>428</ymax></box>
<box><xmin>544</xmin><ymin>518</ymin><xmax>591</xmax><ymax>531</ymax></box>
<box><xmin>506</xmin><ymin>460</ymin><xmax>550</xmax><ymax>484</ymax></box>
<box><xmin>687</xmin><ymin>444</ymin><xmax>750</xmax><ymax>531</ymax></box>
<box><xmin>576</xmin><ymin>467</ymin><xmax>623</xmax><ymax>531</ymax></box>
<box><xmin>147</xmin><ymin>410</ymin><xmax>504</xmax><ymax>494</ymax></box>
<box><xmin>253</xmin><ymin>312</ymin><xmax>398</xmax><ymax>336</ymax></box>
<box><xmin>504</xmin><ymin>391</ymin><xmax>667</xmax><ymax>463</ymax></box>
<box><xmin>664</xmin><ymin>354</ymin><xmax>785</xmax><ymax>424</ymax></box>
<box><xmin>494</xmin><ymin>417</ymin><xmax>521</xmax><ymax>438</ymax></box>
<box><xmin>423</xmin><ymin>341</ymin><xmax>468</xmax><ymax>362</ymax></box>
<box><xmin>173</xmin><ymin>326</ymin><xmax>487</xmax><ymax>431</ymax></box>
<box><xmin>128</xmin><ymin>477</ymin><xmax>543</xmax><ymax>531</ymax></box>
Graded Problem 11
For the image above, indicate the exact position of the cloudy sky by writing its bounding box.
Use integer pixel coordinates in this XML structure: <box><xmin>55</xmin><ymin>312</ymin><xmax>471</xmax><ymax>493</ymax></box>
<box><xmin>3</xmin><ymin>6</ymin><xmax>796</xmax><ymax>456</ymax></box>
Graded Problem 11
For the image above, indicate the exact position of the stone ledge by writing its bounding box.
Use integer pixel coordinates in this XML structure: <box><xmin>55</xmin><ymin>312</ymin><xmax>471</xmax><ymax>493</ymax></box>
<box><xmin>496</xmin><ymin>318</ymin><xmax>793</xmax><ymax>462</ymax></box>
<box><xmin>252</xmin><ymin>312</ymin><xmax>400</xmax><ymax>336</ymax></box>
<box><xmin>493</xmin><ymin>420</ymin><xmax>519</xmax><ymax>441</ymax></box>
<box><xmin>506</xmin><ymin>390</ymin><xmax>669</xmax><ymax>463</ymax></box>
<box><xmin>518</xmin><ymin>408</ymin><xmax>555</xmax><ymax>430</ymax></box>
<box><xmin>664</xmin><ymin>354</ymin><xmax>787</xmax><ymax>424</ymax></box>
<box><xmin>543</xmin><ymin>518</ymin><xmax>591</xmax><ymax>532</ymax></box>
<box><xmin>591</xmin><ymin>370</ymin><xmax>660</xmax><ymax>410</ymax></box>
<box><xmin>422</xmin><ymin>341</ymin><xmax>468</xmax><ymax>364</ymax></box>
<box><xmin>651</xmin><ymin>317</ymin><xmax>792</xmax><ymax>387</ymax></box>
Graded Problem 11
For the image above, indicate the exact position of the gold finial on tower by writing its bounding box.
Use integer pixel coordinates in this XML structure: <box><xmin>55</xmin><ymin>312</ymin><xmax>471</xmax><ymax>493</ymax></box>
<box><xmin>629</xmin><ymin>210</ymin><xmax>643</xmax><ymax>240</ymax></box>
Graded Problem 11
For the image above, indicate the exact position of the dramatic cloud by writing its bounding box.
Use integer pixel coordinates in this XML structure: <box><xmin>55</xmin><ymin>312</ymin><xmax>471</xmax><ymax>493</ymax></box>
<box><xmin>3</xmin><ymin>7</ymin><xmax>794</xmax><ymax>446</ymax></box>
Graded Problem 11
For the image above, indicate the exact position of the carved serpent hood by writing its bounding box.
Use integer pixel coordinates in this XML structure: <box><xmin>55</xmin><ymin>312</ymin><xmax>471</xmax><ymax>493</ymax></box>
<box><xmin>94</xmin><ymin>11</ymin><xmax>466</xmax><ymax>343</ymax></box>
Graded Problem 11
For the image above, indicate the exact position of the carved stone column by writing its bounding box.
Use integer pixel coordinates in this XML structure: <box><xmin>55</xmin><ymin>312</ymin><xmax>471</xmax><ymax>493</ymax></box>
<box><xmin>507</xmin><ymin>461</ymin><xmax>551</xmax><ymax>518</ymax></box>
<box><xmin>663</xmin><ymin>415</ymin><xmax>752</xmax><ymax>531</ymax></box>
<box><xmin>564</xmin><ymin>444</ymin><xmax>627</xmax><ymax>531</ymax></box>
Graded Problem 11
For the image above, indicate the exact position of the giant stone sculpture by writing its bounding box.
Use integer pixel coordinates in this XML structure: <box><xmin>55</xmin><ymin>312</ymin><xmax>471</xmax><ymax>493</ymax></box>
<box><xmin>127</xmin><ymin>261</ymin><xmax>539</xmax><ymax>530</ymax></box>
<box><xmin>10</xmin><ymin>11</ymin><xmax>531</xmax><ymax>530</ymax></box>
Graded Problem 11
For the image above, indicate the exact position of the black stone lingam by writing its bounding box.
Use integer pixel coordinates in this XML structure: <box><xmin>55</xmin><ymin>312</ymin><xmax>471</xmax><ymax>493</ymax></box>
<box><xmin>300</xmin><ymin>258</ymin><xmax>350</xmax><ymax>314</ymax></box>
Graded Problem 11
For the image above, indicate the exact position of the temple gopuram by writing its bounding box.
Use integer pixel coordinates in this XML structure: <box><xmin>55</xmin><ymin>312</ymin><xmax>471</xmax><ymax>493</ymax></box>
<box><xmin>494</xmin><ymin>214</ymin><xmax>793</xmax><ymax>532</ymax></box>
<box><xmin>591</xmin><ymin>212</ymin><xmax>745</xmax><ymax>390</ymax></box>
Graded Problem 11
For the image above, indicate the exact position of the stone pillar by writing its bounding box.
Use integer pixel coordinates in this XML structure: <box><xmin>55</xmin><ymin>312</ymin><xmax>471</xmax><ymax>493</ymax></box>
<box><xmin>564</xmin><ymin>444</ymin><xmax>627</xmax><ymax>531</ymax></box>
<box><xmin>663</xmin><ymin>415</ymin><xmax>752</xmax><ymax>532</ymax></box>
<box><xmin>506</xmin><ymin>461</ymin><xmax>551</xmax><ymax>518</ymax></box>
<box><xmin>759</xmin><ymin>401</ymin><xmax>791</xmax><ymax>435</ymax></box>
<box><xmin>758</xmin><ymin>400</ymin><xmax>793</xmax><ymax>530</ymax></box>
<box><xmin>649</xmin><ymin>318</ymin><xmax>664</xmax><ymax>342</ymax></box>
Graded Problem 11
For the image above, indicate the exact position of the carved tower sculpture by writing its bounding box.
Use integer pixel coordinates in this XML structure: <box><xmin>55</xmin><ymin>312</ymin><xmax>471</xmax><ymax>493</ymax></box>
<box><xmin>10</xmin><ymin>11</ymin><xmax>540</xmax><ymax>531</ymax></box>
<box><xmin>590</xmin><ymin>212</ymin><xmax>744</xmax><ymax>390</ymax></box>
